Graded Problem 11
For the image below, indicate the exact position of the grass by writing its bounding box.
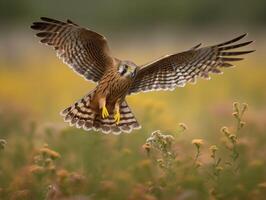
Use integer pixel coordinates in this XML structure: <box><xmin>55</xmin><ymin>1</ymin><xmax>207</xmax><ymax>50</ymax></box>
<box><xmin>0</xmin><ymin>100</ymin><xmax>266</xmax><ymax>199</ymax></box>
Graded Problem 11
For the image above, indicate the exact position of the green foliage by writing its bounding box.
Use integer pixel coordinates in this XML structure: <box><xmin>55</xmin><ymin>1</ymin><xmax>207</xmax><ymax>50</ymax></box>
<box><xmin>1</xmin><ymin>1</ymin><xmax>266</xmax><ymax>29</ymax></box>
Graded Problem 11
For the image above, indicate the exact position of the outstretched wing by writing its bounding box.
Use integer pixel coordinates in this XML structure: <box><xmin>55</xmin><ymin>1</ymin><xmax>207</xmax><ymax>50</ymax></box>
<box><xmin>129</xmin><ymin>34</ymin><xmax>254</xmax><ymax>94</ymax></box>
<box><xmin>31</xmin><ymin>17</ymin><xmax>115</xmax><ymax>83</ymax></box>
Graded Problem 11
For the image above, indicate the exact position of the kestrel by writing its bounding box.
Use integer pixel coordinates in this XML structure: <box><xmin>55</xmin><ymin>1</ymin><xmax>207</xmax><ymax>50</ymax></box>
<box><xmin>31</xmin><ymin>17</ymin><xmax>254</xmax><ymax>134</ymax></box>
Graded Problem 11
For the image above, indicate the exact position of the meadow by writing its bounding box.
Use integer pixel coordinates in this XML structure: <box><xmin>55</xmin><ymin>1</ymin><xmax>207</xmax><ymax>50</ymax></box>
<box><xmin>0</xmin><ymin>32</ymin><xmax>265</xmax><ymax>199</ymax></box>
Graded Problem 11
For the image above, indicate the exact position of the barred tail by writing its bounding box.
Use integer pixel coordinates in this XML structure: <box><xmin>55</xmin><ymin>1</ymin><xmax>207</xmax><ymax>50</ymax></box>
<box><xmin>93</xmin><ymin>101</ymin><xmax>141</xmax><ymax>134</ymax></box>
<box><xmin>60</xmin><ymin>92</ymin><xmax>141</xmax><ymax>134</ymax></box>
<box><xmin>60</xmin><ymin>91</ymin><xmax>96</xmax><ymax>131</ymax></box>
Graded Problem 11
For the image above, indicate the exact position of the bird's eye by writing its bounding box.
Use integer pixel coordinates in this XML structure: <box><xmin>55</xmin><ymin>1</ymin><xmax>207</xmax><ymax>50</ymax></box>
<box><xmin>122</xmin><ymin>67</ymin><xmax>127</xmax><ymax>75</ymax></box>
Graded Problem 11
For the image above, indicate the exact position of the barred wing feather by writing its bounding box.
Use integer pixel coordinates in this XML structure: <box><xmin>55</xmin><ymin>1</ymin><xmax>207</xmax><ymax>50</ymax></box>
<box><xmin>31</xmin><ymin>17</ymin><xmax>114</xmax><ymax>83</ymax></box>
<box><xmin>129</xmin><ymin>34</ymin><xmax>254</xmax><ymax>94</ymax></box>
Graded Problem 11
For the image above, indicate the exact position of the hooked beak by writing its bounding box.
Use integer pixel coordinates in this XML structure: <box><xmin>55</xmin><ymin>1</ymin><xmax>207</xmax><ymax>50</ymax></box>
<box><xmin>128</xmin><ymin>66</ymin><xmax>135</xmax><ymax>73</ymax></box>
<box><xmin>128</xmin><ymin>66</ymin><xmax>136</xmax><ymax>77</ymax></box>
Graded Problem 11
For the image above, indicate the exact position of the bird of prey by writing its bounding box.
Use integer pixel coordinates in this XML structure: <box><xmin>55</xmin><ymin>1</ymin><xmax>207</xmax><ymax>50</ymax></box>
<box><xmin>31</xmin><ymin>17</ymin><xmax>254</xmax><ymax>134</ymax></box>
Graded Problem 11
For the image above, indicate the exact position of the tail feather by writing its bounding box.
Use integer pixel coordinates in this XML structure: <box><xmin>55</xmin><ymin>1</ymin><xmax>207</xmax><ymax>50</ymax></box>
<box><xmin>60</xmin><ymin>92</ymin><xmax>141</xmax><ymax>134</ymax></box>
<box><xmin>60</xmin><ymin>91</ymin><xmax>96</xmax><ymax>131</ymax></box>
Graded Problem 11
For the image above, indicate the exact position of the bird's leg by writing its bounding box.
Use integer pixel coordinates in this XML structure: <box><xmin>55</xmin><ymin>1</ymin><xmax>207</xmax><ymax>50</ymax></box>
<box><xmin>99</xmin><ymin>97</ymin><xmax>109</xmax><ymax>118</ymax></box>
<box><xmin>114</xmin><ymin>101</ymin><xmax>121</xmax><ymax>125</ymax></box>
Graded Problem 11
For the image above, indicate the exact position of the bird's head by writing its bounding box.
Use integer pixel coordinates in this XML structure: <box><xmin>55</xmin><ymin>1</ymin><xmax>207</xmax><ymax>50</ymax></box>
<box><xmin>118</xmin><ymin>60</ymin><xmax>137</xmax><ymax>78</ymax></box>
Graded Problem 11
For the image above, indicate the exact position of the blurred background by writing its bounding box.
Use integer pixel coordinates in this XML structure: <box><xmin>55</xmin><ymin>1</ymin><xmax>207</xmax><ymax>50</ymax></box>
<box><xmin>0</xmin><ymin>1</ymin><xmax>265</xmax><ymax>199</ymax></box>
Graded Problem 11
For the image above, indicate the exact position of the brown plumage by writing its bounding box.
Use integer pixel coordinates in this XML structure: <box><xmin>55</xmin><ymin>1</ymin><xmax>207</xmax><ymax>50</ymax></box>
<box><xmin>31</xmin><ymin>17</ymin><xmax>255</xmax><ymax>134</ymax></box>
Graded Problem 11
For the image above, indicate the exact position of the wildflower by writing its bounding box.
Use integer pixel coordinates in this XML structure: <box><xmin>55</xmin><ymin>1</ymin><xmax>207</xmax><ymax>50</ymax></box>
<box><xmin>0</xmin><ymin>139</ymin><xmax>7</xmax><ymax>150</ymax></box>
<box><xmin>39</xmin><ymin>146</ymin><xmax>61</xmax><ymax>160</ymax></box>
<box><xmin>221</xmin><ymin>126</ymin><xmax>230</xmax><ymax>137</ymax></box>
<box><xmin>215</xmin><ymin>166</ymin><xmax>223</xmax><ymax>172</ymax></box>
<box><xmin>192</xmin><ymin>139</ymin><xmax>204</xmax><ymax>148</ymax></box>
<box><xmin>233</xmin><ymin>102</ymin><xmax>240</xmax><ymax>113</ymax></box>
<box><xmin>242</xmin><ymin>103</ymin><xmax>248</xmax><ymax>114</ymax></box>
<box><xmin>209</xmin><ymin>145</ymin><xmax>218</xmax><ymax>152</ymax></box>
<box><xmin>232</xmin><ymin>112</ymin><xmax>239</xmax><ymax>119</ymax></box>
<box><xmin>151</xmin><ymin>130</ymin><xmax>161</xmax><ymax>137</ymax></box>
<box><xmin>240</xmin><ymin>121</ymin><xmax>246</xmax><ymax>128</ymax></box>
<box><xmin>209</xmin><ymin>145</ymin><xmax>218</xmax><ymax>158</ymax></box>
<box><xmin>178</xmin><ymin>123</ymin><xmax>187</xmax><ymax>131</ymax></box>
<box><xmin>69</xmin><ymin>172</ymin><xmax>86</xmax><ymax>184</ymax></box>
<box><xmin>164</xmin><ymin>135</ymin><xmax>175</xmax><ymax>144</ymax></box>
<box><xmin>142</xmin><ymin>143</ymin><xmax>151</xmax><ymax>153</ymax></box>
<box><xmin>57</xmin><ymin>169</ymin><xmax>69</xmax><ymax>180</ymax></box>
<box><xmin>229</xmin><ymin>134</ymin><xmax>237</xmax><ymax>144</ymax></box>
<box><xmin>29</xmin><ymin>165</ymin><xmax>45</xmax><ymax>174</ymax></box>
<box><xmin>157</xmin><ymin>159</ymin><xmax>164</xmax><ymax>168</ymax></box>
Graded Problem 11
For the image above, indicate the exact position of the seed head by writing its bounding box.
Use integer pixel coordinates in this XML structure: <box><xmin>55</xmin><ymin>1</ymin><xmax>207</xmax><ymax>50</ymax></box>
<box><xmin>221</xmin><ymin>126</ymin><xmax>230</xmax><ymax>137</ymax></box>
<box><xmin>229</xmin><ymin>134</ymin><xmax>237</xmax><ymax>143</ymax></box>
<box><xmin>240</xmin><ymin>121</ymin><xmax>246</xmax><ymax>128</ymax></box>
<box><xmin>209</xmin><ymin>145</ymin><xmax>218</xmax><ymax>152</ymax></box>
<box><xmin>0</xmin><ymin>139</ymin><xmax>7</xmax><ymax>150</ymax></box>
<box><xmin>242</xmin><ymin>103</ymin><xmax>248</xmax><ymax>113</ymax></box>
<box><xmin>232</xmin><ymin>112</ymin><xmax>239</xmax><ymax>119</ymax></box>
<box><xmin>215</xmin><ymin>166</ymin><xmax>223</xmax><ymax>172</ymax></box>
<box><xmin>164</xmin><ymin>135</ymin><xmax>175</xmax><ymax>144</ymax></box>
<box><xmin>151</xmin><ymin>130</ymin><xmax>161</xmax><ymax>137</ymax></box>
<box><xmin>233</xmin><ymin>102</ymin><xmax>240</xmax><ymax>113</ymax></box>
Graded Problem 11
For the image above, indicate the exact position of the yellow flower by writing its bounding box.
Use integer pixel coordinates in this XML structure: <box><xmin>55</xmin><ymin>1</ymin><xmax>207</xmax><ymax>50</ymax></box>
<box><xmin>192</xmin><ymin>139</ymin><xmax>204</xmax><ymax>147</ymax></box>
<box><xmin>209</xmin><ymin>145</ymin><xmax>218</xmax><ymax>152</ymax></box>
<box><xmin>57</xmin><ymin>169</ymin><xmax>69</xmax><ymax>179</ymax></box>
<box><xmin>142</xmin><ymin>143</ymin><xmax>151</xmax><ymax>152</ymax></box>
<box><xmin>39</xmin><ymin>147</ymin><xmax>61</xmax><ymax>159</ymax></box>
<box><xmin>29</xmin><ymin>165</ymin><xmax>45</xmax><ymax>174</ymax></box>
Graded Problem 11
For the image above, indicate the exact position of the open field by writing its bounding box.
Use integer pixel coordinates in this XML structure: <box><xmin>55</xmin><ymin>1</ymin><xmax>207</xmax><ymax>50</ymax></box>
<box><xmin>0</xmin><ymin>30</ymin><xmax>265</xmax><ymax>199</ymax></box>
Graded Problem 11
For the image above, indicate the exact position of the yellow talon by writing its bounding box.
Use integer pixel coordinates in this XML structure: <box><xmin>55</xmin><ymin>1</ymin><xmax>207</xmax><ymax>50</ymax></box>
<box><xmin>101</xmin><ymin>106</ymin><xmax>109</xmax><ymax>118</ymax></box>
<box><xmin>114</xmin><ymin>111</ymin><xmax>121</xmax><ymax>124</ymax></box>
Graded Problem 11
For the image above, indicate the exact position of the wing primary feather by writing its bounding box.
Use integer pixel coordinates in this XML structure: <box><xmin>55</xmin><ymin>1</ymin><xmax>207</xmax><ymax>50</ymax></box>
<box><xmin>219</xmin><ymin>41</ymin><xmax>253</xmax><ymax>51</ymax></box>
<box><xmin>40</xmin><ymin>17</ymin><xmax>66</xmax><ymax>25</ymax></box>
<box><xmin>221</xmin><ymin>57</ymin><xmax>244</xmax><ymax>62</ymax></box>
<box><xmin>217</xmin><ymin>33</ymin><xmax>247</xmax><ymax>47</ymax></box>
<box><xmin>190</xmin><ymin>43</ymin><xmax>202</xmax><ymax>50</ymax></box>
<box><xmin>221</xmin><ymin>50</ymin><xmax>255</xmax><ymax>56</ymax></box>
